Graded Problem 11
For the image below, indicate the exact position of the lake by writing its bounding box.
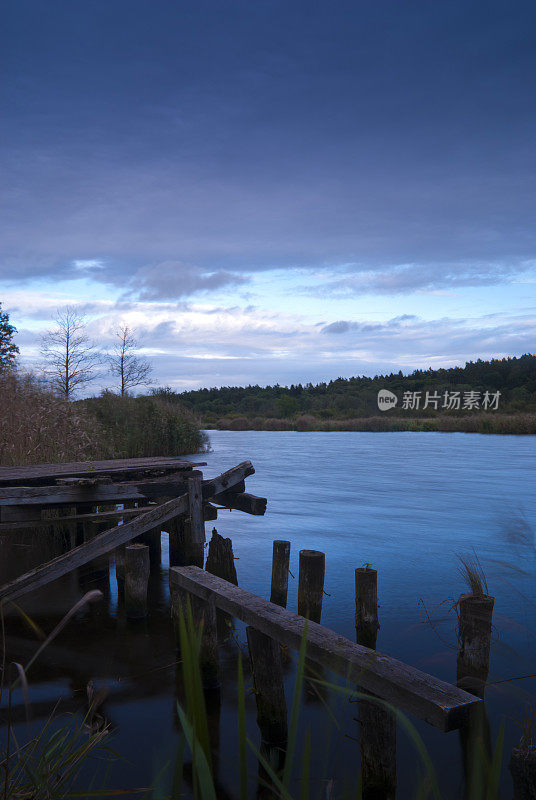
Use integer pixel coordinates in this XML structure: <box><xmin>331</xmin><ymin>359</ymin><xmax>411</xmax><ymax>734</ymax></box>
<box><xmin>3</xmin><ymin>430</ymin><xmax>536</xmax><ymax>798</ymax></box>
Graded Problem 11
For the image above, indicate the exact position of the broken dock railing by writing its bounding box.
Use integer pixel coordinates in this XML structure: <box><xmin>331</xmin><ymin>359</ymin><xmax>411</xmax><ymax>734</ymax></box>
<box><xmin>170</xmin><ymin>565</ymin><xmax>480</xmax><ymax>732</ymax></box>
<box><xmin>0</xmin><ymin>457</ymin><xmax>266</xmax><ymax>604</ymax></box>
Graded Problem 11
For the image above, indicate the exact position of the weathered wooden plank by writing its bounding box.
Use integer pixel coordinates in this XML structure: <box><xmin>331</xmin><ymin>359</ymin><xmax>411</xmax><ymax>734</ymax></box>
<box><xmin>0</xmin><ymin>474</ymin><xmax>202</xmax><ymax>506</ymax></box>
<box><xmin>0</xmin><ymin>500</ymin><xmax>219</xmax><ymax>530</ymax></box>
<box><xmin>214</xmin><ymin>491</ymin><xmax>267</xmax><ymax>516</ymax></box>
<box><xmin>170</xmin><ymin>567</ymin><xmax>481</xmax><ymax>732</ymax></box>
<box><xmin>0</xmin><ymin>457</ymin><xmax>207</xmax><ymax>486</ymax></box>
<box><xmin>0</xmin><ymin>462</ymin><xmax>254</xmax><ymax>604</ymax></box>
<box><xmin>188</xmin><ymin>475</ymin><xmax>205</xmax><ymax>543</ymax></box>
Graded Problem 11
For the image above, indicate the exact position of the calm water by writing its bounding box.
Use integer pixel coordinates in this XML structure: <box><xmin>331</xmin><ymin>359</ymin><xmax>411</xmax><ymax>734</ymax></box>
<box><xmin>3</xmin><ymin>431</ymin><xmax>536</xmax><ymax>798</ymax></box>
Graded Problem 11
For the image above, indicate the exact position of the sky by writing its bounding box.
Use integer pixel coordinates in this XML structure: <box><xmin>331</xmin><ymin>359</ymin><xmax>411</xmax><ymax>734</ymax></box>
<box><xmin>1</xmin><ymin>0</ymin><xmax>535</xmax><ymax>393</ymax></box>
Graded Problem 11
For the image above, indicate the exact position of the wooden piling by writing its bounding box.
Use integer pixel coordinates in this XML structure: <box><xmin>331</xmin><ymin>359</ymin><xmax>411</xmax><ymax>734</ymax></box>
<box><xmin>355</xmin><ymin>567</ymin><xmax>379</xmax><ymax>650</ymax></box>
<box><xmin>297</xmin><ymin>550</ymin><xmax>325</xmax><ymax>623</ymax></box>
<box><xmin>125</xmin><ymin>543</ymin><xmax>150</xmax><ymax>620</ymax></box>
<box><xmin>115</xmin><ymin>501</ymin><xmax>135</xmax><ymax>587</ymax></box>
<box><xmin>356</xmin><ymin>566</ymin><xmax>397</xmax><ymax>800</ymax></box>
<box><xmin>270</xmin><ymin>541</ymin><xmax>290</xmax><ymax>608</ymax></box>
<box><xmin>188</xmin><ymin>476</ymin><xmax>205</xmax><ymax>543</ymax></box>
<box><xmin>205</xmin><ymin>529</ymin><xmax>237</xmax><ymax>584</ymax></box>
<box><xmin>457</xmin><ymin>591</ymin><xmax>494</xmax><ymax>797</ymax></box>
<box><xmin>41</xmin><ymin>506</ymin><xmax>77</xmax><ymax>549</ymax></box>
<box><xmin>115</xmin><ymin>546</ymin><xmax>125</xmax><ymax>588</ymax></box>
<box><xmin>170</xmin><ymin>586</ymin><xmax>219</xmax><ymax>689</ymax></box>
<box><xmin>80</xmin><ymin>512</ymin><xmax>110</xmax><ymax>591</ymax></box>
<box><xmin>168</xmin><ymin>516</ymin><xmax>204</xmax><ymax>568</ymax></box>
<box><xmin>247</xmin><ymin>626</ymin><xmax>288</xmax><ymax>746</ymax></box>
<box><xmin>510</xmin><ymin>744</ymin><xmax>536</xmax><ymax>799</ymax></box>
<box><xmin>457</xmin><ymin>592</ymin><xmax>494</xmax><ymax>698</ymax></box>
<box><xmin>205</xmin><ymin>528</ymin><xmax>238</xmax><ymax>639</ymax></box>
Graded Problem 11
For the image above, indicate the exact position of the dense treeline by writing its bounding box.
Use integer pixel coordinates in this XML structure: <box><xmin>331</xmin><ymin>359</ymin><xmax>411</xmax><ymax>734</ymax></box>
<box><xmin>152</xmin><ymin>354</ymin><xmax>536</xmax><ymax>433</ymax></box>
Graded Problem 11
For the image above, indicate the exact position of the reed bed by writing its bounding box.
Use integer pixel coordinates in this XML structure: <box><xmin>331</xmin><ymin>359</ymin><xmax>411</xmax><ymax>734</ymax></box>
<box><xmin>211</xmin><ymin>412</ymin><xmax>536</xmax><ymax>434</ymax></box>
<box><xmin>0</xmin><ymin>372</ymin><xmax>108</xmax><ymax>465</ymax></box>
<box><xmin>0</xmin><ymin>372</ymin><xmax>207</xmax><ymax>466</ymax></box>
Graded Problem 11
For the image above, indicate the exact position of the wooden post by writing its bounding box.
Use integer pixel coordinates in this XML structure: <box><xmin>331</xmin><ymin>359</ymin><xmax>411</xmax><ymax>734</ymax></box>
<box><xmin>125</xmin><ymin>543</ymin><xmax>150</xmax><ymax>620</ymax></box>
<box><xmin>205</xmin><ymin>528</ymin><xmax>238</xmax><ymax>639</ymax></box>
<box><xmin>188</xmin><ymin>475</ymin><xmax>205</xmax><ymax>543</ymax></box>
<box><xmin>135</xmin><ymin>502</ymin><xmax>162</xmax><ymax>566</ymax></box>
<box><xmin>167</xmin><ymin>514</ymin><xmax>184</xmax><ymax>567</ymax></box>
<box><xmin>81</xmin><ymin>512</ymin><xmax>110</xmax><ymax>592</ymax></box>
<box><xmin>297</xmin><ymin>550</ymin><xmax>325</xmax><ymax>623</ymax></box>
<box><xmin>355</xmin><ymin>567</ymin><xmax>379</xmax><ymax>649</ymax></box>
<box><xmin>170</xmin><ymin>585</ymin><xmax>219</xmax><ymax>689</ymax></box>
<box><xmin>298</xmin><ymin>550</ymin><xmax>325</xmax><ymax>701</ymax></box>
<box><xmin>141</xmin><ymin>527</ymin><xmax>162</xmax><ymax>565</ymax></box>
<box><xmin>355</xmin><ymin>566</ymin><xmax>397</xmax><ymax>800</ymax></box>
<box><xmin>205</xmin><ymin>529</ymin><xmax>237</xmax><ymax>584</ymax></box>
<box><xmin>270</xmin><ymin>541</ymin><xmax>290</xmax><ymax>608</ymax></box>
<box><xmin>457</xmin><ymin>592</ymin><xmax>494</xmax><ymax>698</ymax></box>
<box><xmin>168</xmin><ymin>516</ymin><xmax>204</xmax><ymax>569</ymax></box>
<box><xmin>510</xmin><ymin>745</ymin><xmax>536</xmax><ymax>799</ymax></box>
<box><xmin>457</xmin><ymin>592</ymin><xmax>494</xmax><ymax>797</ymax></box>
<box><xmin>41</xmin><ymin>506</ymin><xmax>77</xmax><ymax>549</ymax></box>
<box><xmin>247</xmin><ymin>627</ymin><xmax>288</xmax><ymax>746</ymax></box>
<box><xmin>115</xmin><ymin>546</ymin><xmax>125</xmax><ymax>589</ymax></box>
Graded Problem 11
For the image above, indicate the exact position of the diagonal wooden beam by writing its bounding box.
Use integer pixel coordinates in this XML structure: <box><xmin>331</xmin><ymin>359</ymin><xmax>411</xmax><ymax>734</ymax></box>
<box><xmin>0</xmin><ymin>462</ymin><xmax>254</xmax><ymax>605</ymax></box>
<box><xmin>170</xmin><ymin>566</ymin><xmax>481</xmax><ymax>732</ymax></box>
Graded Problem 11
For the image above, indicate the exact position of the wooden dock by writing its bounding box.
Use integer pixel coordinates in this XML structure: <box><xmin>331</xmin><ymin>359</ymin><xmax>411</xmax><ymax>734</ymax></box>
<box><xmin>0</xmin><ymin>456</ymin><xmax>266</xmax><ymax>602</ymax></box>
<box><xmin>170</xmin><ymin>566</ymin><xmax>482</xmax><ymax>732</ymax></box>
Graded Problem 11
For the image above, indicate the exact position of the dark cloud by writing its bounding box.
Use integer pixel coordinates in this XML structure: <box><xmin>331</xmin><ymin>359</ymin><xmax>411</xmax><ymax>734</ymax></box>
<box><xmin>122</xmin><ymin>262</ymin><xmax>249</xmax><ymax>301</ymax></box>
<box><xmin>1</xmin><ymin>0</ymin><xmax>534</xmax><ymax>287</ymax></box>
<box><xmin>321</xmin><ymin>315</ymin><xmax>418</xmax><ymax>334</ymax></box>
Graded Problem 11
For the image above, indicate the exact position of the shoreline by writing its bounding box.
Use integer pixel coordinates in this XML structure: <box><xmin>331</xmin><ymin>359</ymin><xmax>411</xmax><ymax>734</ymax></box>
<box><xmin>203</xmin><ymin>412</ymin><xmax>536</xmax><ymax>435</ymax></box>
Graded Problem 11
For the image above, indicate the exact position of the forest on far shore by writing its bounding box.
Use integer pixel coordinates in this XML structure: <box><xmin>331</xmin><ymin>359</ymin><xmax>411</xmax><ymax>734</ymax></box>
<box><xmin>152</xmin><ymin>354</ymin><xmax>536</xmax><ymax>434</ymax></box>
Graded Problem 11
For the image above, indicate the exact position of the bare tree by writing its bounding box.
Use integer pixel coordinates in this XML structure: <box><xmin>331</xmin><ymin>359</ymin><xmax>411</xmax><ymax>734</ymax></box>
<box><xmin>40</xmin><ymin>306</ymin><xmax>101</xmax><ymax>399</ymax></box>
<box><xmin>108</xmin><ymin>324</ymin><xmax>153</xmax><ymax>396</ymax></box>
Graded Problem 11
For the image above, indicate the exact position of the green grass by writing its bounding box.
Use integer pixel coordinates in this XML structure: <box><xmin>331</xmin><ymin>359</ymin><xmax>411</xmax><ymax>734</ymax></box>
<box><xmin>172</xmin><ymin>603</ymin><xmax>511</xmax><ymax>800</ymax></box>
<box><xmin>458</xmin><ymin>552</ymin><xmax>489</xmax><ymax>597</ymax></box>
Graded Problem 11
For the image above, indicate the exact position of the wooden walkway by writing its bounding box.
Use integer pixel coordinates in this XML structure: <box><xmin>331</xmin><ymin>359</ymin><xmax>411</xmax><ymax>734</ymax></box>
<box><xmin>170</xmin><ymin>566</ymin><xmax>481</xmax><ymax>732</ymax></box>
<box><xmin>0</xmin><ymin>456</ymin><xmax>206</xmax><ymax>486</ymax></box>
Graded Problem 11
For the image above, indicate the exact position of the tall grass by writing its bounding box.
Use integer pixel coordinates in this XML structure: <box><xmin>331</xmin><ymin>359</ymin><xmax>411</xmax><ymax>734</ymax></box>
<box><xmin>81</xmin><ymin>392</ymin><xmax>208</xmax><ymax>457</ymax></box>
<box><xmin>458</xmin><ymin>552</ymin><xmax>489</xmax><ymax>597</ymax></box>
<box><xmin>0</xmin><ymin>590</ymin><xmax>114</xmax><ymax>799</ymax></box>
<box><xmin>0</xmin><ymin>372</ymin><xmax>207</xmax><ymax>466</ymax></box>
<box><xmin>0</xmin><ymin>372</ymin><xmax>108</xmax><ymax>465</ymax></box>
<box><xmin>211</xmin><ymin>413</ymin><xmax>536</xmax><ymax>435</ymax></box>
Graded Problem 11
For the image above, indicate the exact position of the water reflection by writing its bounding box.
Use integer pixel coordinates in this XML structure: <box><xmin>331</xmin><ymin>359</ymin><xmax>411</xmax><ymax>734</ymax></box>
<box><xmin>1</xmin><ymin>431</ymin><xmax>535</xmax><ymax>798</ymax></box>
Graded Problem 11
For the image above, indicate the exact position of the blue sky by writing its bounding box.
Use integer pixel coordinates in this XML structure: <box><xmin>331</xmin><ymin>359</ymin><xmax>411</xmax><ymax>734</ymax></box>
<box><xmin>1</xmin><ymin>0</ymin><xmax>534</xmax><ymax>392</ymax></box>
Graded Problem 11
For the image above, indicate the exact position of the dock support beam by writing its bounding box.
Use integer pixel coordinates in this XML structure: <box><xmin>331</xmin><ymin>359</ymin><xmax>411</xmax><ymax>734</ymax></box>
<box><xmin>270</xmin><ymin>540</ymin><xmax>290</xmax><ymax>608</ymax></box>
<box><xmin>355</xmin><ymin>567</ymin><xmax>397</xmax><ymax>800</ymax></box>
<box><xmin>125</xmin><ymin>544</ymin><xmax>150</xmax><ymax>620</ymax></box>
<box><xmin>247</xmin><ymin>627</ymin><xmax>288</xmax><ymax>747</ymax></box>
<box><xmin>298</xmin><ymin>550</ymin><xmax>324</xmax><ymax>622</ymax></box>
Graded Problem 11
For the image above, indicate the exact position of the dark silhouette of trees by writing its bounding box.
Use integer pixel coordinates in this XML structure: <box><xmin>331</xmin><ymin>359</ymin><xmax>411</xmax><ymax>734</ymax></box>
<box><xmin>0</xmin><ymin>303</ymin><xmax>19</xmax><ymax>373</ymax></box>
<box><xmin>152</xmin><ymin>354</ymin><xmax>536</xmax><ymax>421</ymax></box>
